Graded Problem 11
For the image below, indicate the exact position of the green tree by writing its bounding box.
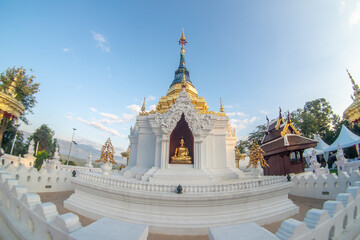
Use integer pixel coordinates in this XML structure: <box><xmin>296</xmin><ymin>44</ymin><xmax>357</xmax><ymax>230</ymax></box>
<box><xmin>2</xmin><ymin>127</ymin><xmax>27</xmax><ymax>156</ymax></box>
<box><xmin>29</xmin><ymin>124</ymin><xmax>57</xmax><ymax>157</ymax></box>
<box><xmin>291</xmin><ymin>98</ymin><xmax>340</xmax><ymax>140</ymax></box>
<box><xmin>236</xmin><ymin>124</ymin><xmax>267</xmax><ymax>153</ymax></box>
<box><xmin>34</xmin><ymin>150</ymin><xmax>50</xmax><ymax>170</ymax></box>
<box><xmin>0</xmin><ymin>67</ymin><xmax>40</xmax><ymax>149</ymax></box>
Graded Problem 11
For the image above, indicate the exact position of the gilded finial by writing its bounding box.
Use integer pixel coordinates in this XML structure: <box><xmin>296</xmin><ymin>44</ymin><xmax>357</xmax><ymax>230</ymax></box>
<box><xmin>141</xmin><ymin>97</ymin><xmax>146</xmax><ymax>113</ymax></box>
<box><xmin>347</xmin><ymin>69</ymin><xmax>360</xmax><ymax>99</ymax></box>
<box><xmin>347</xmin><ymin>69</ymin><xmax>356</xmax><ymax>85</ymax></box>
<box><xmin>179</xmin><ymin>28</ymin><xmax>187</xmax><ymax>46</ymax></box>
<box><xmin>220</xmin><ymin>98</ymin><xmax>225</xmax><ymax>113</ymax></box>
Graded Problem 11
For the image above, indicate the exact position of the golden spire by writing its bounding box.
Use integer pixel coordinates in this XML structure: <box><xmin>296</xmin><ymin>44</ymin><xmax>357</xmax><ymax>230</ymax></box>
<box><xmin>347</xmin><ymin>69</ymin><xmax>360</xmax><ymax>99</ymax></box>
<box><xmin>179</xmin><ymin>28</ymin><xmax>187</xmax><ymax>46</ymax></box>
<box><xmin>141</xmin><ymin>97</ymin><xmax>146</xmax><ymax>113</ymax></box>
<box><xmin>220</xmin><ymin>98</ymin><xmax>225</xmax><ymax>113</ymax></box>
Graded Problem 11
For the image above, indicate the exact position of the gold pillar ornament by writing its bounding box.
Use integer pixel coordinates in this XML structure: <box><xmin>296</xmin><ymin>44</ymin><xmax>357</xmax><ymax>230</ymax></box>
<box><xmin>96</xmin><ymin>138</ymin><xmax>117</xmax><ymax>165</ymax></box>
<box><xmin>246</xmin><ymin>140</ymin><xmax>269</xmax><ymax>169</ymax></box>
<box><xmin>141</xmin><ymin>97</ymin><xmax>146</xmax><ymax>113</ymax></box>
<box><xmin>219</xmin><ymin>98</ymin><xmax>225</xmax><ymax>113</ymax></box>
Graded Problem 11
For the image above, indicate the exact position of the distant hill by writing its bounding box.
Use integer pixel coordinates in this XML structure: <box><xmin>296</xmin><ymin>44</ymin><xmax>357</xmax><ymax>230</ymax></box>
<box><xmin>57</xmin><ymin>138</ymin><xmax>126</xmax><ymax>164</ymax></box>
<box><xmin>20</xmin><ymin>130</ymin><xmax>127</xmax><ymax>165</ymax></box>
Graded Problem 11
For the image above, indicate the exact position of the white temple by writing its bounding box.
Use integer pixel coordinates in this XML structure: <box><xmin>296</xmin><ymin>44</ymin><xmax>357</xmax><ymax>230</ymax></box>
<box><xmin>64</xmin><ymin>30</ymin><xmax>297</xmax><ymax>235</ymax></box>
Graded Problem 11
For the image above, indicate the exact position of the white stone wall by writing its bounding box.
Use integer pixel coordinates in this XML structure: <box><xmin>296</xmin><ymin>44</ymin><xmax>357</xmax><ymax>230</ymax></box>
<box><xmin>276</xmin><ymin>182</ymin><xmax>360</xmax><ymax>240</ymax></box>
<box><xmin>209</xmin><ymin>182</ymin><xmax>360</xmax><ymax>240</ymax></box>
<box><xmin>0</xmin><ymin>168</ymin><xmax>83</xmax><ymax>240</ymax></box>
<box><xmin>0</xmin><ymin>153</ymin><xmax>35</xmax><ymax>168</ymax></box>
<box><xmin>3</xmin><ymin>164</ymin><xmax>74</xmax><ymax>193</ymax></box>
<box><xmin>0</xmin><ymin>168</ymin><xmax>149</xmax><ymax>240</ymax></box>
<box><xmin>290</xmin><ymin>170</ymin><xmax>360</xmax><ymax>200</ymax></box>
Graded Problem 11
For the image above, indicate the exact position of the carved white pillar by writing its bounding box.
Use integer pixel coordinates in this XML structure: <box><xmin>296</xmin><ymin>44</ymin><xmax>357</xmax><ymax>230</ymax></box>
<box><xmin>128</xmin><ymin>135</ymin><xmax>138</xmax><ymax>167</ymax></box>
<box><xmin>194</xmin><ymin>138</ymin><xmax>202</xmax><ymax>170</ymax></box>
<box><xmin>160</xmin><ymin>135</ymin><xmax>169</xmax><ymax>169</ymax></box>
<box><xmin>154</xmin><ymin>134</ymin><xmax>161</xmax><ymax>168</ymax></box>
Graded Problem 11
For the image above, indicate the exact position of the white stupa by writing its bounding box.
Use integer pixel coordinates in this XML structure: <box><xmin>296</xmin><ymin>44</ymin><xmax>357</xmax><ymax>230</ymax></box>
<box><xmin>65</xmin><ymin>30</ymin><xmax>297</xmax><ymax>235</ymax></box>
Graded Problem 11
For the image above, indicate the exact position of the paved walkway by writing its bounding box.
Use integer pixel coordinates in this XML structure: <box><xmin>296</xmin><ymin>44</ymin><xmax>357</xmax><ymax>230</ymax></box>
<box><xmin>38</xmin><ymin>191</ymin><xmax>326</xmax><ymax>239</ymax></box>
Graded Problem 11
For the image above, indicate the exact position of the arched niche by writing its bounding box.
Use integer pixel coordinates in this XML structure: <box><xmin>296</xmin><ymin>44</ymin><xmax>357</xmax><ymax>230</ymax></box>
<box><xmin>169</xmin><ymin>113</ymin><xmax>194</xmax><ymax>164</ymax></box>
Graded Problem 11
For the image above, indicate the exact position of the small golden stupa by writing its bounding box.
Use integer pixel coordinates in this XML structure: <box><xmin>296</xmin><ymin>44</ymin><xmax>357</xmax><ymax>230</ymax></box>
<box><xmin>0</xmin><ymin>69</ymin><xmax>25</xmax><ymax>151</ymax></box>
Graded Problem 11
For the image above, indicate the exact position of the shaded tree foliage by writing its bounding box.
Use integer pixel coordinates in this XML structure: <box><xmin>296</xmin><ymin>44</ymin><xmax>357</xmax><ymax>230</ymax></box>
<box><xmin>29</xmin><ymin>124</ymin><xmax>58</xmax><ymax>157</ymax></box>
<box><xmin>34</xmin><ymin>150</ymin><xmax>50</xmax><ymax>170</ymax></box>
<box><xmin>0</xmin><ymin>67</ymin><xmax>40</xmax><ymax>150</ymax></box>
<box><xmin>291</xmin><ymin>98</ymin><xmax>340</xmax><ymax>141</ymax></box>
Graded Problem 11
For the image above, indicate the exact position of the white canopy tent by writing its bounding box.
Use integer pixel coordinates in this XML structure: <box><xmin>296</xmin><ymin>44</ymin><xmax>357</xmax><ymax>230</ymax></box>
<box><xmin>324</xmin><ymin>125</ymin><xmax>360</xmax><ymax>152</ymax></box>
<box><xmin>303</xmin><ymin>135</ymin><xmax>330</xmax><ymax>165</ymax></box>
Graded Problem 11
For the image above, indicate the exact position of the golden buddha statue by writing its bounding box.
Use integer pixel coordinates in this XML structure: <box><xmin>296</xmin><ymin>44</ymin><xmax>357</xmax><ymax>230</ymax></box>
<box><xmin>171</xmin><ymin>138</ymin><xmax>192</xmax><ymax>164</ymax></box>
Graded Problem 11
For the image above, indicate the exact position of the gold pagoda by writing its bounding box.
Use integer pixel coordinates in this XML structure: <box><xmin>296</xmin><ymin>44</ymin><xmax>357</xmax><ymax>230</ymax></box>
<box><xmin>343</xmin><ymin>69</ymin><xmax>360</xmax><ymax>124</ymax></box>
<box><xmin>144</xmin><ymin>29</ymin><xmax>225</xmax><ymax>116</ymax></box>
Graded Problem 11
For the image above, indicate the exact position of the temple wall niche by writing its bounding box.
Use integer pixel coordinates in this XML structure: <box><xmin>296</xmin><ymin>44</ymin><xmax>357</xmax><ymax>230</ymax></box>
<box><xmin>169</xmin><ymin>113</ymin><xmax>194</xmax><ymax>164</ymax></box>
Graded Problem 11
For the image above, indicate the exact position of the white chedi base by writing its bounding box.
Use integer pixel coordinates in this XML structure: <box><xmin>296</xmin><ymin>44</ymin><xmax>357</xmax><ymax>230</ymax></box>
<box><xmin>100</xmin><ymin>163</ymin><xmax>112</xmax><ymax>176</ymax></box>
<box><xmin>64</xmin><ymin>172</ymin><xmax>298</xmax><ymax>235</ymax></box>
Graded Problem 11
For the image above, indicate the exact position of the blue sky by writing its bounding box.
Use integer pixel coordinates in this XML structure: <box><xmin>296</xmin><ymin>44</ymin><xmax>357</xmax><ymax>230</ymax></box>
<box><xmin>1</xmin><ymin>1</ymin><xmax>360</xmax><ymax>152</ymax></box>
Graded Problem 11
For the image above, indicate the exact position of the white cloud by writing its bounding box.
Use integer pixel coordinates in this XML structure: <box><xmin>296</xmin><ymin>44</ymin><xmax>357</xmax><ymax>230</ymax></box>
<box><xmin>224</xmin><ymin>105</ymin><xmax>234</xmax><ymax>109</ymax></box>
<box><xmin>127</xmin><ymin>104</ymin><xmax>141</xmax><ymax>113</ymax></box>
<box><xmin>230</xmin><ymin>116</ymin><xmax>257</xmax><ymax>130</ymax></box>
<box><xmin>63</xmin><ymin>48</ymin><xmax>70</xmax><ymax>52</ymax></box>
<box><xmin>260</xmin><ymin>110</ymin><xmax>268</xmax><ymax>115</ymax></box>
<box><xmin>90</xmin><ymin>108</ymin><xmax>97</xmax><ymax>112</ymax></box>
<box><xmin>338</xmin><ymin>1</ymin><xmax>346</xmax><ymax>13</ymax></box>
<box><xmin>148</xmin><ymin>95</ymin><xmax>156</xmax><ymax>101</ymax></box>
<box><xmin>350</xmin><ymin>3</ymin><xmax>360</xmax><ymax>27</ymax></box>
<box><xmin>77</xmin><ymin>117</ymin><xmax>123</xmax><ymax>137</ymax></box>
<box><xmin>227</xmin><ymin>112</ymin><xmax>247</xmax><ymax>117</ymax></box>
<box><xmin>91</xmin><ymin>31</ymin><xmax>110</xmax><ymax>52</ymax></box>
<box><xmin>100</xmin><ymin>112</ymin><xmax>119</xmax><ymax>120</ymax></box>
<box><xmin>65</xmin><ymin>115</ymin><xmax>73</xmax><ymax>120</ymax></box>
<box><xmin>76</xmin><ymin>85</ymin><xmax>82</xmax><ymax>90</ymax></box>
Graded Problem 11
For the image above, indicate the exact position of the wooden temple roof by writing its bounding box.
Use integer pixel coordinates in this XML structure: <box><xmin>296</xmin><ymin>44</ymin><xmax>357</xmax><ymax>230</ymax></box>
<box><xmin>260</xmin><ymin>110</ymin><xmax>317</xmax><ymax>156</ymax></box>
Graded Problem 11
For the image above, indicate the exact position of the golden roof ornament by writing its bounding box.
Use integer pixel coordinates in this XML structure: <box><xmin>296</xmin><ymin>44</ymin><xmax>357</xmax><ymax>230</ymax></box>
<box><xmin>96</xmin><ymin>138</ymin><xmax>117</xmax><ymax>165</ymax></box>
<box><xmin>347</xmin><ymin>69</ymin><xmax>360</xmax><ymax>99</ymax></box>
<box><xmin>179</xmin><ymin>28</ymin><xmax>187</xmax><ymax>46</ymax></box>
<box><xmin>344</xmin><ymin>69</ymin><xmax>360</xmax><ymax>124</ymax></box>
<box><xmin>219</xmin><ymin>98</ymin><xmax>225</xmax><ymax>113</ymax></box>
<box><xmin>141</xmin><ymin>97</ymin><xmax>146</xmax><ymax>113</ymax></box>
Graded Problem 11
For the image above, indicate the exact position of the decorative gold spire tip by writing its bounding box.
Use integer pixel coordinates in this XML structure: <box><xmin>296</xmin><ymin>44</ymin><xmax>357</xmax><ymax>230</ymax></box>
<box><xmin>141</xmin><ymin>97</ymin><xmax>146</xmax><ymax>113</ymax></box>
<box><xmin>220</xmin><ymin>98</ymin><xmax>225</xmax><ymax>113</ymax></box>
<box><xmin>179</xmin><ymin>28</ymin><xmax>187</xmax><ymax>46</ymax></box>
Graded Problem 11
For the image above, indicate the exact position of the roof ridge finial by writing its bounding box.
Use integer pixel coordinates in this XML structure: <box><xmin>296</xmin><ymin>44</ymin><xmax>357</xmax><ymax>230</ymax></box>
<box><xmin>220</xmin><ymin>97</ymin><xmax>225</xmax><ymax>113</ymax></box>
<box><xmin>141</xmin><ymin>97</ymin><xmax>146</xmax><ymax>113</ymax></box>
<box><xmin>179</xmin><ymin>28</ymin><xmax>187</xmax><ymax>46</ymax></box>
<box><xmin>279</xmin><ymin>107</ymin><xmax>282</xmax><ymax>119</ymax></box>
<box><xmin>287</xmin><ymin>111</ymin><xmax>292</xmax><ymax>123</ymax></box>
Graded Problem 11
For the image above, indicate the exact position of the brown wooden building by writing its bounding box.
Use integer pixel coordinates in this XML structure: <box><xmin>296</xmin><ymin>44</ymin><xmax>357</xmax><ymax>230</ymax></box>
<box><xmin>260</xmin><ymin>110</ymin><xmax>317</xmax><ymax>176</ymax></box>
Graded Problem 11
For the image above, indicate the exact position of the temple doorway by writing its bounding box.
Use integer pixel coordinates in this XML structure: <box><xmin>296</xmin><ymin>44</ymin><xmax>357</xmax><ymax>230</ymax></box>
<box><xmin>169</xmin><ymin>113</ymin><xmax>194</xmax><ymax>164</ymax></box>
